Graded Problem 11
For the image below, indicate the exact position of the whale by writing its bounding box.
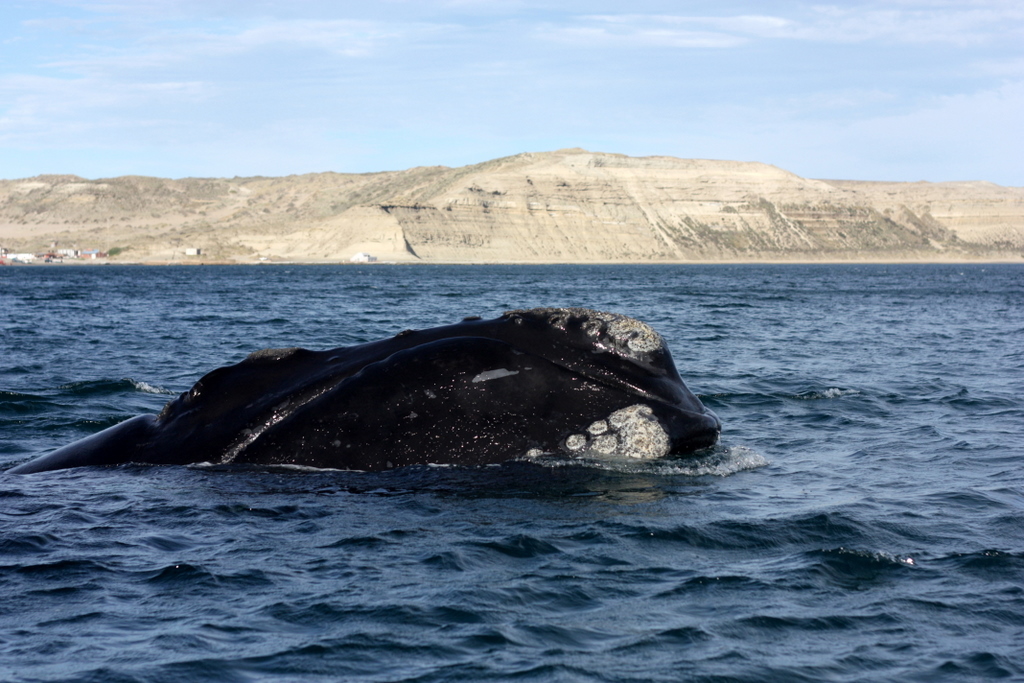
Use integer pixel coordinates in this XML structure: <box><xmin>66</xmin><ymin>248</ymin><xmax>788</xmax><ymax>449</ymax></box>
<box><xmin>7</xmin><ymin>308</ymin><xmax>720</xmax><ymax>475</ymax></box>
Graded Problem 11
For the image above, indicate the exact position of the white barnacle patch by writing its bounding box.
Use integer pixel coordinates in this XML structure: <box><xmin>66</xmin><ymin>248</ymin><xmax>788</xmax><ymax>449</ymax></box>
<box><xmin>525</xmin><ymin>448</ymin><xmax>545</xmax><ymax>459</ymax></box>
<box><xmin>566</xmin><ymin>404</ymin><xmax>670</xmax><ymax>461</ymax></box>
<box><xmin>608</xmin><ymin>405</ymin><xmax>670</xmax><ymax>459</ymax></box>
<box><xmin>604</xmin><ymin>315</ymin><xmax>664</xmax><ymax>354</ymax></box>
<box><xmin>332</xmin><ymin>439</ymin><xmax>342</xmax><ymax>447</ymax></box>
<box><xmin>609</xmin><ymin>403</ymin><xmax>652</xmax><ymax>429</ymax></box>
<box><xmin>565</xmin><ymin>433</ymin><xmax>588</xmax><ymax>452</ymax></box>
<box><xmin>471</xmin><ymin>368</ymin><xmax>520</xmax><ymax>383</ymax></box>
<box><xmin>506</xmin><ymin>307</ymin><xmax>664</xmax><ymax>358</ymax></box>
<box><xmin>424</xmin><ymin>389</ymin><xmax>437</xmax><ymax>399</ymax></box>
<box><xmin>592</xmin><ymin>434</ymin><xmax>619</xmax><ymax>455</ymax></box>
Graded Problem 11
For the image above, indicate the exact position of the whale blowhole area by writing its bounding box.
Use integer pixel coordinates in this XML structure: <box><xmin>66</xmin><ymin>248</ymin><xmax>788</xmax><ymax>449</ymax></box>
<box><xmin>503</xmin><ymin>307</ymin><xmax>665</xmax><ymax>358</ymax></box>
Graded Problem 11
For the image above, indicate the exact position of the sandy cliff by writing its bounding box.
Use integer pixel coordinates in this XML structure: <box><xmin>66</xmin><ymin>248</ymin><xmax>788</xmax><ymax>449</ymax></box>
<box><xmin>2</xmin><ymin>149</ymin><xmax>1022</xmax><ymax>263</ymax></box>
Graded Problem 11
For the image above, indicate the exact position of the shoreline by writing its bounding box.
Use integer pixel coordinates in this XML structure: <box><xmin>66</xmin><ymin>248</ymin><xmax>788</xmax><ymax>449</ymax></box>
<box><xmin>4</xmin><ymin>255</ymin><xmax>1023</xmax><ymax>267</ymax></box>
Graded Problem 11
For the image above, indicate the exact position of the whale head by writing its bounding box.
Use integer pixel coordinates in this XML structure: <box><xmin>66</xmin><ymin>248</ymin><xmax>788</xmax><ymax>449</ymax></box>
<box><xmin>8</xmin><ymin>308</ymin><xmax>720</xmax><ymax>474</ymax></box>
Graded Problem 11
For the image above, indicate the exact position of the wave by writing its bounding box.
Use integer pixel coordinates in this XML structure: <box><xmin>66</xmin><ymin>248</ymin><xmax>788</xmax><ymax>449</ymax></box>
<box><xmin>0</xmin><ymin>390</ymin><xmax>58</xmax><ymax>415</ymax></box>
<box><xmin>56</xmin><ymin>378</ymin><xmax>177</xmax><ymax>396</ymax></box>
<box><xmin>606</xmin><ymin>445</ymin><xmax>769</xmax><ymax>477</ymax></box>
<box><xmin>603</xmin><ymin>510</ymin><xmax>877</xmax><ymax>552</ymax></box>
<box><xmin>794</xmin><ymin>387</ymin><xmax>861</xmax><ymax>400</ymax></box>
<box><xmin>127</xmin><ymin>379</ymin><xmax>178</xmax><ymax>395</ymax></box>
<box><xmin>803</xmin><ymin>547</ymin><xmax>918</xmax><ymax>589</ymax></box>
<box><xmin>701</xmin><ymin>385</ymin><xmax>866</xmax><ymax>407</ymax></box>
<box><xmin>931</xmin><ymin>548</ymin><xmax>1024</xmax><ymax>579</ymax></box>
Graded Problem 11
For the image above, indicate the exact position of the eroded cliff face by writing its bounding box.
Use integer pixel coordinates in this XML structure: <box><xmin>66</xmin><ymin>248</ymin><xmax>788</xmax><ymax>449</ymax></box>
<box><xmin>2</xmin><ymin>150</ymin><xmax>1022</xmax><ymax>262</ymax></box>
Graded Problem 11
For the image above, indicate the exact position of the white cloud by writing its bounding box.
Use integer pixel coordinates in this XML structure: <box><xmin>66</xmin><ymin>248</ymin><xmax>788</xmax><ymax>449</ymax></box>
<box><xmin>536</xmin><ymin>14</ymin><xmax>775</xmax><ymax>48</ymax></box>
<box><xmin>39</xmin><ymin>18</ymin><xmax>442</xmax><ymax>76</ymax></box>
<box><xmin>0</xmin><ymin>74</ymin><xmax>212</xmax><ymax>146</ymax></box>
<box><xmin>537</xmin><ymin>15</ymin><xmax>759</xmax><ymax>48</ymax></box>
<box><xmin>787</xmin><ymin>4</ymin><xmax>1024</xmax><ymax>45</ymax></box>
<box><xmin>536</xmin><ymin>3</ymin><xmax>1024</xmax><ymax>49</ymax></box>
<box><xmin>170</xmin><ymin>19</ymin><xmax>424</xmax><ymax>58</ymax></box>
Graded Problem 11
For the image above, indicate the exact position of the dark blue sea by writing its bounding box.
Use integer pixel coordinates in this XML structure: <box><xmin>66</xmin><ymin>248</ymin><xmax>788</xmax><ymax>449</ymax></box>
<box><xmin>1</xmin><ymin>263</ymin><xmax>1023</xmax><ymax>682</ymax></box>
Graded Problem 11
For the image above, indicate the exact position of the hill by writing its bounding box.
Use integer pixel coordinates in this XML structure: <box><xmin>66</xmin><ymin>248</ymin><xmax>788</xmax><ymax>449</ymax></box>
<box><xmin>2</xmin><ymin>149</ymin><xmax>1022</xmax><ymax>263</ymax></box>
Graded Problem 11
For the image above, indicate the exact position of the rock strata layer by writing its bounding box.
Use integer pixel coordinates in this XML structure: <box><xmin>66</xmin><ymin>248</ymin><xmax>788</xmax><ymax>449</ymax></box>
<box><xmin>2</xmin><ymin>149</ymin><xmax>1022</xmax><ymax>263</ymax></box>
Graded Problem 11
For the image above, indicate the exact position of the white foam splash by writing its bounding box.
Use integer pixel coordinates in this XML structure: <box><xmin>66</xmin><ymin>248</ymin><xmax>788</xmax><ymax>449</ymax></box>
<box><xmin>129</xmin><ymin>379</ymin><xmax>177</xmax><ymax>395</ymax></box>
<box><xmin>821</xmin><ymin>387</ymin><xmax>859</xmax><ymax>399</ymax></box>
<box><xmin>652</xmin><ymin>445</ymin><xmax>769</xmax><ymax>477</ymax></box>
<box><xmin>549</xmin><ymin>444</ymin><xmax>769</xmax><ymax>477</ymax></box>
<box><xmin>798</xmin><ymin>388</ymin><xmax>860</xmax><ymax>400</ymax></box>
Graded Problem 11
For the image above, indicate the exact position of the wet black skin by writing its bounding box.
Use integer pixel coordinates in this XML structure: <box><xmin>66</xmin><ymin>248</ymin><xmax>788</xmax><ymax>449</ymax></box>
<box><xmin>7</xmin><ymin>309</ymin><xmax>721</xmax><ymax>474</ymax></box>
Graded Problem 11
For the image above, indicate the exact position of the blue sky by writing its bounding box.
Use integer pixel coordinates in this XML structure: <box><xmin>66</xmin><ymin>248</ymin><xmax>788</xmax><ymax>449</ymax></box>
<box><xmin>2</xmin><ymin>1</ymin><xmax>1022</xmax><ymax>184</ymax></box>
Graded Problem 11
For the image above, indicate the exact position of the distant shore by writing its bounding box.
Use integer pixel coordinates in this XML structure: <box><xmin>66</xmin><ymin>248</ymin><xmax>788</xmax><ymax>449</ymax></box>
<box><xmin>4</xmin><ymin>150</ymin><xmax>1023</xmax><ymax>264</ymax></box>
<box><xmin>4</xmin><ymin>255</ymin><xmax>1022</xmax><ymax>268</ymax></box>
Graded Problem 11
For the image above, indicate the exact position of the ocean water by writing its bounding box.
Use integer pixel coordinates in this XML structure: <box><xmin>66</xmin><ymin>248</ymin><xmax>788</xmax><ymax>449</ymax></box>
<box><xmin>1</xmin><ymin>263</ymin><xmax>1022</xmax><ymax>682</ymax></box>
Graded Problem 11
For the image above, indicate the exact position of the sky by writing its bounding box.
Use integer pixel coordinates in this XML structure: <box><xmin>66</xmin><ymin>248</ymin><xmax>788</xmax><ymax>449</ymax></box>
<box><xmin>1</xmin><ymin>0</ymin><xmax>1022</xmax><ymax>184</ymax></box>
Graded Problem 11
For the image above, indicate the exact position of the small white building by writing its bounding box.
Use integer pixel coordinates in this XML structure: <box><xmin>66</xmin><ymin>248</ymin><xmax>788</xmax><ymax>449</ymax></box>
<box><xmin>185</xmin><ymin>248</ymin><xmax>202</xmax><ymax>256</ymax></box>
<box><xmin>350</xmin><ymin>252</ymin><xmax>377</xmax><ymax>263</ymax></box>
<box><xmin>9</xmin><ymin>253</ymin><xmax>36</xmax><ymax>263</ymax></box>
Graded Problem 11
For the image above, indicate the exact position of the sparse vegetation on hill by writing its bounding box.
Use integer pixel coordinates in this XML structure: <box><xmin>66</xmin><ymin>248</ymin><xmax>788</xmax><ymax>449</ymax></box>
<box><xmin>2</xmin><ymin>150</ymin><xmax>1022</xmax><ymax>263</ymax></box>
